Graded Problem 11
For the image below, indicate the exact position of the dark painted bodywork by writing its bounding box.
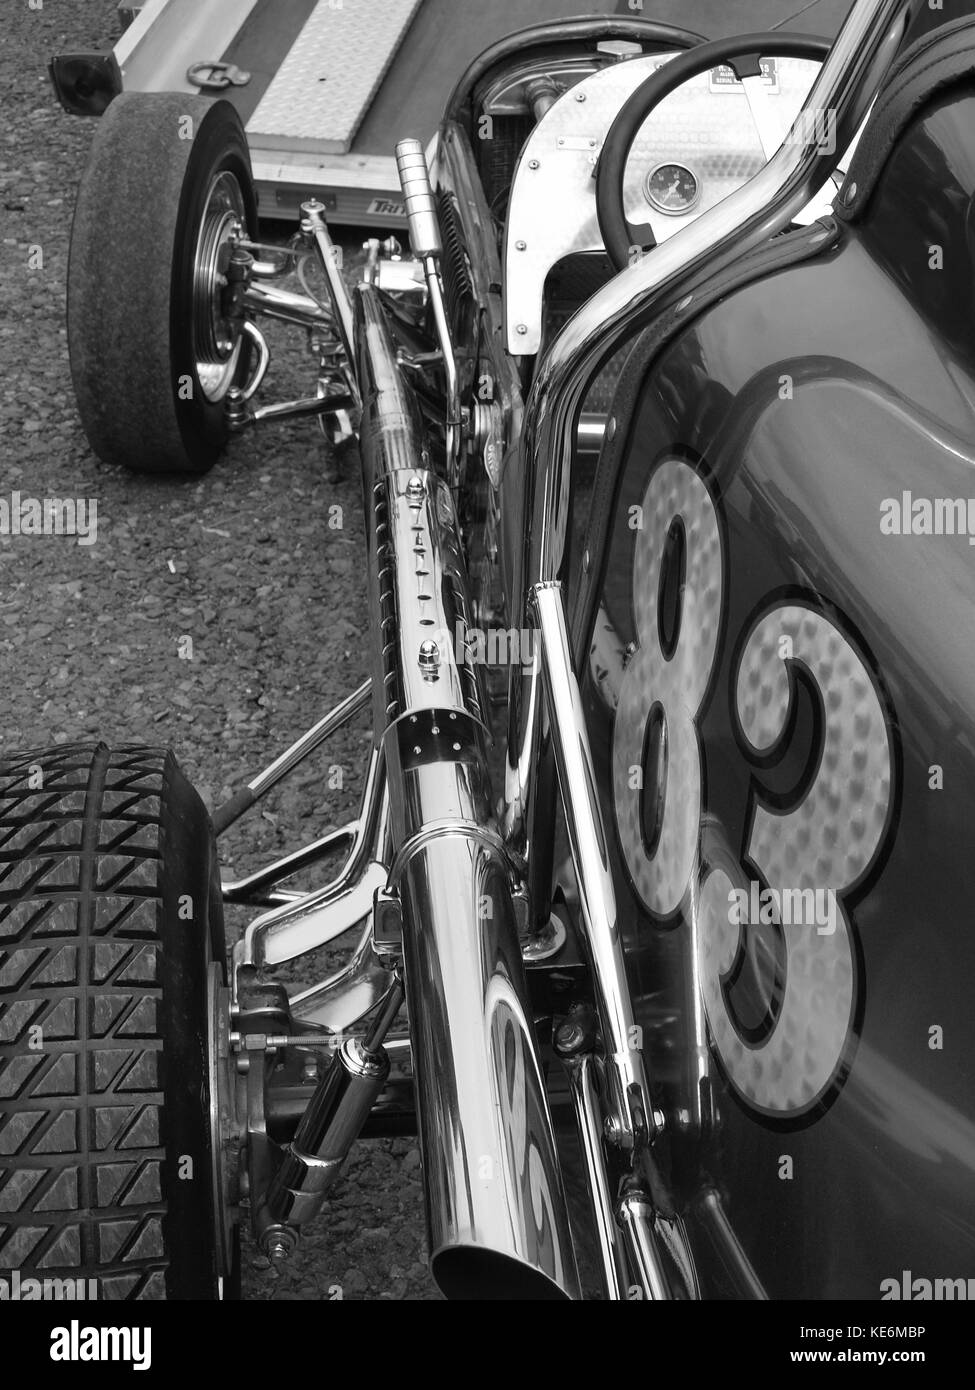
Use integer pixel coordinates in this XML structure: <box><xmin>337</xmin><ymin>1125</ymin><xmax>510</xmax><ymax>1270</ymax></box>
<box><xmin>579</xmin><ymin>83</ymin><xmax>975</xmax><ymax>1298</ymax></box>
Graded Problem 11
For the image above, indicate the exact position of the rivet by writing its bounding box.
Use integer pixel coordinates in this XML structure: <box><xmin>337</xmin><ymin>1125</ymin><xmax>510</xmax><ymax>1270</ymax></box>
<box><xmin>515</xmin><ymin>240</ymin><xmax>527</xmax><ymax>251</ymax></box>
<box><xmin>575</xmin><ymin>92</ymin><xmax>587</xmax><ymax>102</ymax></box>
<box><xmin>516</xmin><ymin>324</ymin><xmax>528</xmax><ymax>335</ymax></box>
<box><xmin>528</xmin><ymin>159</ymin><xmax>540</xmax><ymax>170</ymax></box>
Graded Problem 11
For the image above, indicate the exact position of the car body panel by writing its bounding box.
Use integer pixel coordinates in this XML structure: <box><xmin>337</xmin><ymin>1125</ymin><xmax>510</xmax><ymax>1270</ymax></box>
<box><xmin>581</xmin><ymin>84</ymin><xmax>975</xmax><ymax>1299</ymax></box>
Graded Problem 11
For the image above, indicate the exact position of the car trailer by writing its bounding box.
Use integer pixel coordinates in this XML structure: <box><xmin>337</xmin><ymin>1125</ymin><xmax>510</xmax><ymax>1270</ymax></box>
<box><xmin>48</xmin><ymin>0</ymin><xmax>872</xmax><ymax>229</ymax></box>
<box><xmin>49</xmin><ymin>0</ymin><xmax>638</xmax><ymax>226</ymax></box>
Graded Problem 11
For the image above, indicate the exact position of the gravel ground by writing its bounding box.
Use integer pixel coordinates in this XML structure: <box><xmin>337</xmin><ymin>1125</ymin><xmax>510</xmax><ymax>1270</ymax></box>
<box><xmin>1</xmin><ymin>0</ymin><xmax>438</xmax><ymax>1301</ymax></box>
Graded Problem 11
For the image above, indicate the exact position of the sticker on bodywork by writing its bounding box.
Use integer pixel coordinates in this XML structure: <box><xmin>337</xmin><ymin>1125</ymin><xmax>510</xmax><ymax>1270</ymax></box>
<box><xmin>611</xmin><ymin>456</ymin><xmax>896</xmax><ymax>1122</ymax></box>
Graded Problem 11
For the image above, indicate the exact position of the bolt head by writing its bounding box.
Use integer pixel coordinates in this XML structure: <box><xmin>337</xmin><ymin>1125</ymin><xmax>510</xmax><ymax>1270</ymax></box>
<box><xmin>418</xmin><ymin>640</ymin><xmax>441</xmax><ymax>677</ymax></box>
<box><xmin>554</xmin><ymin>1020</ymin><xmax>585</xmax><ymax>1054</ymax></box>
<box><xmin>262</xmin><ymin>1226</ymin><xmax>297</xmax><ymax>1263</ymax></box>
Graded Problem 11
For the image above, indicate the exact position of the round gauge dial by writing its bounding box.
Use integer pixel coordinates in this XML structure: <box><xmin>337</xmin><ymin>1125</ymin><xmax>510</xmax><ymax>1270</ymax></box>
<box><xmin>644</xmin><ymin>162</ymin><xmax>702</xmax><ymax>216</ymax></box>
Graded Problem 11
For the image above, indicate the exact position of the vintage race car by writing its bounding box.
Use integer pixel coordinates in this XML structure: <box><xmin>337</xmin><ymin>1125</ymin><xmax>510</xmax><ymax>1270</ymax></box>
<box><xmin>2</xmin><ymin>0</ymin><xmax>973</xmax><ymax>1302</ymax></box>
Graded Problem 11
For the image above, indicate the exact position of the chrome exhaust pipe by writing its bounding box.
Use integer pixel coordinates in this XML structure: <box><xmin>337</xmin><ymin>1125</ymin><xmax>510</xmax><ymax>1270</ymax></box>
<box><xmin>354</xmin><ymin>282</ymin><xmax>580</xmax><ymax>1299</ymax></box>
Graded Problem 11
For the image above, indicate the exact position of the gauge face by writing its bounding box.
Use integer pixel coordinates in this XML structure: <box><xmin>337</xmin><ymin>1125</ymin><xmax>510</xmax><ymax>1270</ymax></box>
<box><xmin>644</xmin><ymin>161</ymin><xmax>702</xmax><ymax>216</ymax></box>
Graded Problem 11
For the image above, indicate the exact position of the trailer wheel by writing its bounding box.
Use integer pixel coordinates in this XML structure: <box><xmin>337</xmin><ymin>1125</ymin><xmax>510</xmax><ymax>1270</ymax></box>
<box><xmin>68</xmin><ymin>93</ymin><xmax>258</xmax><ymax>474</ymax></box>
<box><xmin>0</xmin><ymin>744</ymin><xmax>238</xmax><ymax>1299</ymax></box>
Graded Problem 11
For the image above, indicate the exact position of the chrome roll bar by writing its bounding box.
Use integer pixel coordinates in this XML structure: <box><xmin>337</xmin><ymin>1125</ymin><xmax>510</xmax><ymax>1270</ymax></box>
<box><xmin>504</xmin><ymin>0</ymin><xmax>917</xmax><ymax>874</ymax></box>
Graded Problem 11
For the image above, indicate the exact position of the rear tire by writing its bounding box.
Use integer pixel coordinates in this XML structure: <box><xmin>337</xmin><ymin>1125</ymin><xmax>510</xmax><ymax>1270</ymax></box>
<box><xmin>0</xmin><ymin>744</ymin><xmax>237</xmax><ymax>1300</ymax></box>
<box><xmin>67</xmin><ymin>93</ymin><xmax>258</xmax><ymax>474</ymax></box>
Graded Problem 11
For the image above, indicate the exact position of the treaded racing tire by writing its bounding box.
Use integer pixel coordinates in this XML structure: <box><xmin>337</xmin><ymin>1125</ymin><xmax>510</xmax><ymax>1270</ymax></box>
<box><xmin>0</xmin><ymin>743</ymin><xmax>236</xmax><ymax>1300</ymax></box>
<box><xmin>67</xmin><ymin>93</ymin><xmax>258</xmax><ymax>474</ymax></box>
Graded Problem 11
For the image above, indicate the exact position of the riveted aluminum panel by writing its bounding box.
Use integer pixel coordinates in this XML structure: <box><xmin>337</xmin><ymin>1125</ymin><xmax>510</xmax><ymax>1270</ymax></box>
<box><xmin>503</xmin><ymin>54</ymin><xmax>821</xmax><ymax>353</ymax></box>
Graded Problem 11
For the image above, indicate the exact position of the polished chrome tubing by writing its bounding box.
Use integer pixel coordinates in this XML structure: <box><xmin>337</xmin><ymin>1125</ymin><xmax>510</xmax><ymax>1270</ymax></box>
<box><xmin>247</xmin><ymin>680</ymin><xmax>371</xmax><ymax>801</ymax></box>
<box><xmin>617</xmin><ymin>1193</ymin><xmax>672</xmax><ymax>1301</ymax></box>
<box><xmin>213</xmin><ymin>681</ymin><xmax>369</xmax><ymax>836</ymax></box>
<box><xmin>503</xmin><ymin>0</ymin><xmax>915</xmax><ymax>858</ymax></box>
<box><xmin>265</xmin><ymin>978</ymin><xmax>404</xmax><ymax>1226</ymax></box>
<box><xmin>243</xmin><ymin>281</ymin><xmax>333</xmax><ymax>329</ymax></box>
<box><xmin>233</xmin><ymin>747</ymin><xmax>388</xmax><ymax>981</ymax></box>
<box><xmin>288</xmin><ymin>917</ymin><xmax>394</xmax><ymax>1033</ymax></box>
<box><xmin>301</xmin><ymin>199</ymin><xmax>358</xmax><ymax>396</ymax></box>
<box><xmin>394</xmin><ymin>138</ymin><xmax>442</xmax><ymax>258</ymax></box>
<box><xmin>354</xmin><ymin>281</ymin><xmax>580</xmax><ymax>1299</ymax></box>
<box><xmin>395</xmin><ymin>139</ymin><xmax>462</xmax><ymax>480</ymax></box>
<box><xmin>566</xmin><ymin>1056</ymin><xmax>627</xmax><ymax>1299</ymax></box>
<box><xmin>250</xmin><ymin>391</ymin><xmax>356</xmax><ymax>426</ymax></box>
<box><xmin>531</xmin><ymin>582</ymin><xmax>651</xmax><ymax>1148</ymax></box>
<box><xmin>222</xmin><ymin>823</ymin><xmax>356</xmax><ymax>906</ymax></box>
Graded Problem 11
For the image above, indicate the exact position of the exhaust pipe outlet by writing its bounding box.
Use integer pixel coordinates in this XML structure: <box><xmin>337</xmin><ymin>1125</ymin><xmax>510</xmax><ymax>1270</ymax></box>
<box><xmin>354</xmin><ymin>282</ymin><xmax>580</xmax><ymax>1298</ymax></box>
<box><xmin>393</xmin><ymin>814</ymin><xmax>578</xmax><ymax>1299</ymax></box>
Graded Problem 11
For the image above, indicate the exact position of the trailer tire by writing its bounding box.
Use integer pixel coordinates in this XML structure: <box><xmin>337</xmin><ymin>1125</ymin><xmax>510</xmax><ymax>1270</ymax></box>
<box><xmin>67</xmin><ymin>93</ymin><xmax>258</xmax><ymax>474</ymax></box>
<box><xmin>0</xmin><ymin>743</ymin><xmax>238</xmax><ymax>1299</ymax></box>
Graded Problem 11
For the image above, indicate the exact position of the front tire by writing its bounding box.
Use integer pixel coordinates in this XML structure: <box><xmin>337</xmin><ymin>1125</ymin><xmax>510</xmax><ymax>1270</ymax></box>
<box><xmin>67</xmin><ymin>93</ymin><xmax>258</xmax><ymax>474</ymax></box>
<box><xmin>0</xmin><ymin>744</ymin><xmax>236</xmax><ymax>1299</ymax></box>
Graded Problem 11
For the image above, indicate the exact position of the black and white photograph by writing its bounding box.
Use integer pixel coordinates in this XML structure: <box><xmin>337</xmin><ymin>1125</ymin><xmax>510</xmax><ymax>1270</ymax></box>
<box><xmin>1</xmin><ymin>0</ymin><xmax>972</xmax><ymax>1352</ymax></box>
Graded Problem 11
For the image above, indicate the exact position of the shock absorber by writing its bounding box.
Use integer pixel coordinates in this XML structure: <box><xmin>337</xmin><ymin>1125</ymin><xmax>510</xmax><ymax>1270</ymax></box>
<box><xmin>261</xmin><ymin>977</ymin><xmax>404</xmax><ymax>1240</ymax></box>
<box><xmin>395</xmin><ymin>138</ymin><xmax>462</xmax><ymax>482</ymax></box>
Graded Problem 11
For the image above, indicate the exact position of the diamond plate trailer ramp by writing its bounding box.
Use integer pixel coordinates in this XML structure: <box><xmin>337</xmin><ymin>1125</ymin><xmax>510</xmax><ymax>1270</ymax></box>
<box><xmin>246</xmin><ymin>0</ymin><xmax>423</xmax><ymax>157</ymax></box>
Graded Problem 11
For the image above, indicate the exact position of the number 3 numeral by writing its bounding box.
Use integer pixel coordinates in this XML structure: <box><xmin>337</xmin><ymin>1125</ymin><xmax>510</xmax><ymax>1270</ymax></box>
<box><xmin>613</xmin><ymin>458</ymin><xmax>895</xmax><ymax>1117</ymax></box>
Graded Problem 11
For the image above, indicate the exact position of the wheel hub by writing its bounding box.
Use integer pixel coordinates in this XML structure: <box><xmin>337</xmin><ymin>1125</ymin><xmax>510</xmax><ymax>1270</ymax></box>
<box><xmin>193</xmin><ymin>171</ymin><xmax>248</xmax><ymax>402</ymax></box>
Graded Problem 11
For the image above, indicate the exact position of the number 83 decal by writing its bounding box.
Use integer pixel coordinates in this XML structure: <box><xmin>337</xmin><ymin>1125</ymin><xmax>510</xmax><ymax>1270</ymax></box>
<box><xmin>611</xmin><ymin>457</ymin><xmax>896</xmax><ymax>1120</ymax></box>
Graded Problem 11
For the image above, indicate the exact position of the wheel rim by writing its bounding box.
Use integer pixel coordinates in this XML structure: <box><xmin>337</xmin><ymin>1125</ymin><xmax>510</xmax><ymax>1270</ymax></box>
<box><xmin>193</xmin><ymin>170</ymin><xmax>247</xmax><ymax>403</ymax></box>
<box><xmin>207</xmin><ymin>959</ymin><xmax>240</xmax><ymax>1287</ymax></box>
